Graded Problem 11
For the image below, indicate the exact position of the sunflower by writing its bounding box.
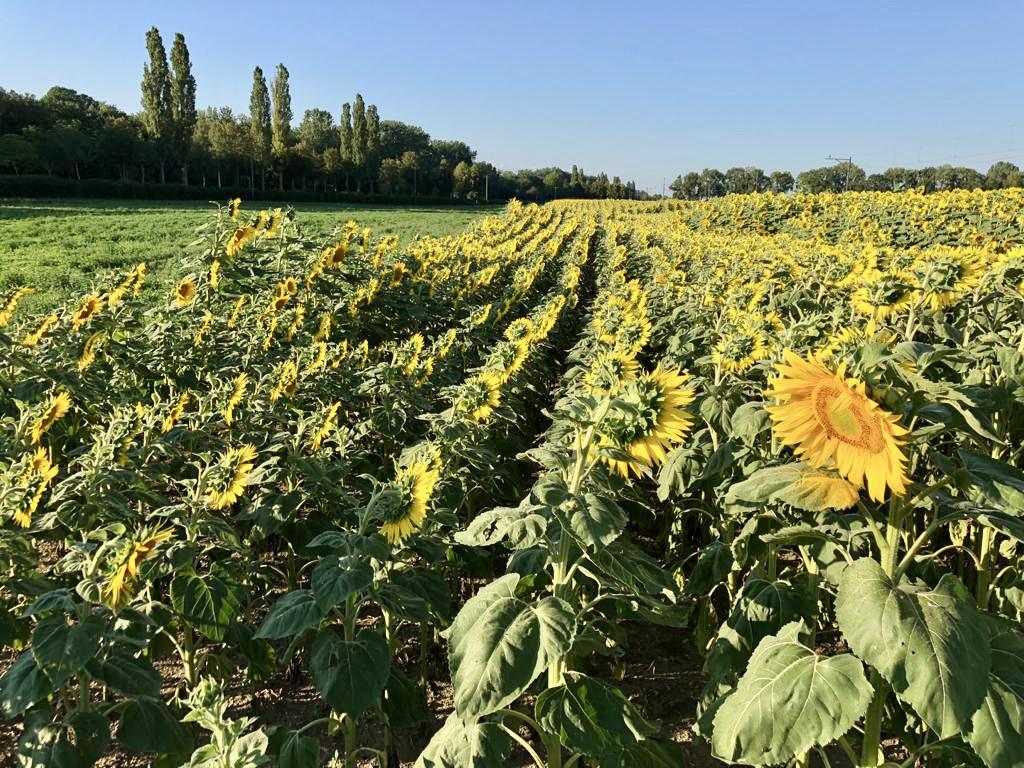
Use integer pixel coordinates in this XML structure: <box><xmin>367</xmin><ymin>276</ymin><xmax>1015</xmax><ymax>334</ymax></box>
<box><xmin>764</xmin><ymin>350</ymin><xmax>909</xmax><ymax>502</ymax></box>
<box><xmin>713</xmin><ymin>328</ymin><xmax>771</xmax><ymax>374</ymax></box>
<box><xmin>436</xmin><ymin>328</ymin><xmax>458</xmax><ymax>358</ymax></box>
<box><xmin>130</xmin><ymin>262</ymin><xmax>147</xmax><ymax>296</ymax></box>
<box><xmin>10</xmin><ymin>448</ymin><xmax>59</xmax><ymax>527</ymax></box>
<box><xmin>228</xmin><ymin>197</ymin><xmax>242</xmax><ymax>222</ymax></box>
<box><xmin>850</xmin><ymin>270</ymin><xmax>917</xmax><ymax>320</ymax></box>
<box><xmin>816</xmin><ymin>321</ymin><xmax>897</xmax><ymax>362</ymax></box>
<box><xmin>226</xmin><ymin>227</ymin><xmax>257</xmax><ymax>258</ymax></box>
<box><xmin>104</xmin><ymin>526</ymin><xmax>174</xmax><ymax>607</ymax></box>
<box><xmin>311</xmin><ymin>401</ymin><xmax>342</xmax><ymax>451</ymax></box>
<box><xmin>270</xmin><ymin>362</ymin><xmax>298</xmax><ymax>403</ymax></box>
<box><xmin>31</xmin><ymin>391</ymin><xmax>72</xmax><ymax>444</ymax></box>
<box><xmin>263</xmin><ymin>209</ymin><xmax>283</xmax><ymax>239</ymax></box>
<box><xmin>224</xmin><ymin>373</ymin><xmax>248</xmax><ymax>426</ymax></box>
<box><xmin>161</xmin><ymin>393</ymin><xmax>190</xmax><ymax>434</ymax></box>
<box><xmin>193</xmin><ymin>311</ymin><xmax>213</xmax><ymax>347</ymax></box>
<box><xmin>376</xmin><ymin>453</ymin><xmax>441</xmax><ymax>544</ymax></box>
<box><xmin>227</xmin><ymin>296</ymin><xmax>247</xmax><ymax>329</ymax></box>
<box><xmin>612</xmin><ymin>314</ymin><xmax>652</xmax><ymax>358</ymax></box>
<box><xmin>583</xmin><ymin>351</ymin><xmax>640</xmax><ymax>396</ymax></box>
<box><xmin>313</xmin><ymin>313</ymin><xmax>332</xmax><ymax>343</ymax></box>
<box><xmin>22</xmin><ymin>314</ymin><xmax>58</xmax><ymax>347</ymax></box>
<box><xmin>286</xmin><ymin>305</ymin><xmax>306</xmax><ymax>341</ymax></box>
<box><xmin>0</xmin><ymin>288</ymin><xmax>34</xmax><ymax>327</ymax></box>
<box><xmin>206</xmin><ymin>444</ymin><xmax>258</xmax><ymax>510</ymax></box>
<box><xmin>77</xmin><ymin>332</ymin><xmax>105</xmax><ymax>372</ymax></box>
<box><xmin>70</xmin><ymin>293</ymin><xmax>103</xmax><ymax>330</ymax></box>
<box><xmin>457</xmin><ymin>372</ymin><xmax>503</xmax><ymax>422</ymax></box>
<box><xmin>173</xmin><ymin>278</ymin><xmax>197</xmax><ymax>308</ymax></box>
<box><xmin>391</xmin><ymin>262</ymin><xmax>408</xmax><ymax>287</ymax></box>
<box><xmin>306</xmin><ymin>341</ymin><xmax>328</xmax><ymax>374</ymax></box>
<box><xmin>322</xmin><ymin>243</ymin><xmax>347</xmax><ymax>269</ymax></box>
<box><xmin>504</xmin><ymin>317</ymin><xmax>535</xmax><ymax>343</ymax></box>
<box><xmin>596</xmin><ymin>365</ymin><xmax>696</xmax><ymax>478</ymax></box>
<box><xmin>911</xmin><ymin>248</ymin><xmax>985</xmax><ymax>312</ymax></box>
<box><xmin>209</xmin><ymin>260</ymin><xmax>221</xmax><ymax>291</ymax></box>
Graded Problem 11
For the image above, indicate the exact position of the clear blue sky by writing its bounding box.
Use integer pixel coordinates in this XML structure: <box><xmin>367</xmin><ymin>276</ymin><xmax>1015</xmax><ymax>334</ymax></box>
<box><xmin>2</xmin><ymin>1</ymin><xmax>1022</xmax><ymax>193</ymax></box>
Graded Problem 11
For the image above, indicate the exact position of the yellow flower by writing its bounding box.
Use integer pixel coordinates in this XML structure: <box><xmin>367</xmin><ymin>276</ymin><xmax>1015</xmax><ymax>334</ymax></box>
<box><xmin>263</xmin><ymin>209</ymin><xmax>283</xmax><ymax>239</ymax></box>
<box><xmin>850</xmin><ymin>270</ymin><xmax>917</xmax><ymax>320</ymax></box>
<box><xmin>0</xmin><ymin>288</ymin><xmax>34</xmax><ymax>327</ymax></box>
<box><xmin>23</xmin><ymin>315</ymin><xmax>58</xmax><ymax>347</ymax></box>
<box><xmin>161</xmin><ymin>393</ymin><xmax>190</xmax><ymax>434</ymax></box>
<box><xmin>77</xmin><ymin>332</ymin><xmax>105</xmax><ymax>371</ymax></box>
<box><xmin>597</xmin><ymin>366</ymin><xmax>696</xmax><ymax>478</ymax></box>
<box><xmin>765</xmin><ymin>350</ymin><xmax>909</xmax><ymax>502</ymax></box>
<box><xmin>228</xmin><ymin>197</ymin><xmax>242</xmax><ymax>222</ymax></box>
<box><xmin>227</xmin><ymin>296</ymin><xmax>247</xmax><ymax>329</ymax></box>
<box><xmin>378</xmin><ymin>454</ymin><xmax>441</xmax><ymax>544</ymax></box>
<box><xmin>322</xmin><ymin>243</ymin><xmax>346</xmax><ymax>269</ymax></box>
<box><xmin>174</xmin><ymin>278</ymin><xmax>197</xmax><ymax>308</ymax></box>
<box><xmin>270</xmin><ymin>362</ymin><xmax>298</xmax><ymax>403</ymax></box>
<box><xmin>104</xmin><ymin>527</ymin><xmax>174</xmax><ymax>607</ymax></box>
<box><xmin>31</xmin><ymin>391</ymin><xmax>72</xmax><ymax>444</ymax></box>
<box><xmin>193</xmin><ymin>311</ymin><xmax>213</xmax><ymax>347</ymax></box>
<box><xmin>206</xmin><ymin>444</ymin><xmax>258</xmax><ymax>510</ymax></box>
<box><xmin>11</xmin><ymin>448</ymin><xmax>59</xmax><ymax>527</ymax></box>
<box><xmin>311</xmin><ymin>401</ymin><xmax>342</xmax><ymax>450</ymax></box>
<box><xmin>713</xmin><ymin>328</ymin><xmax>771</xmax><ymax>374</ymax></box>
<box><xmin>210</xmin><ymin>260</ymin><xmax>221</xmax><ymax>291</ymax></box>
<box><xmin>306</xmin><ymin>341</ymin><xmax>328</xmax><ymax>374</ymax></box>
<box><xmin>131</xmin><ymin>262</ymin><xmax>147</xmax><ymax>297</ymax></box>
<box><xmin>224</xmin><ymin>373</ymin><xmax>248</xmax><ymax>426</ymax></box>
<box><xmin>71</xmin><ymin>293</ymin><xmax>103</xmax><ymax>330</ymax></box>
<box><xmin>584</xmin><ymin>351</ymin><xmax>640</xmax><ymax>396</ymax></box>
<box><xmin>226</xmin><ymin>227</ymin><xmax>257</xmax><ymax>257</ymax></box>
<box><xmin>312</xmin><ymin>313</ymin><xmax>332</xmax><ymax>343</ymax></box>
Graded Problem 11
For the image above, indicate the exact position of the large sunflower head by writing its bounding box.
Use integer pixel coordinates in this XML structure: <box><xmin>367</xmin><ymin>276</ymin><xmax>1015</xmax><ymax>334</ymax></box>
<box><xmin>583</xmin><ymin>351</ymin><xmax>640</xmax><ymax>397</ymax></box>
<box><xmin>376</xmin><ymin>460</ymin><xmax>440</xmax><ymax>545</ymax></box>
<box><xmin>713</xmin><ymin>327</ymin><xmax>771</xmax><ymax>374</ymax></box>
<box><xmin>850</xmin><ymin>270</ymin><xmax>917</xmax><ymax>320</ymax></box>
<box><xmin>226</xmin><ymin>226</ymin><xmax>257</xmax><ymax>258</ymax></box>
<box><xmin>596</xmin><ymin>365</ymin><xmax>696</xmax><ymax>478</ymax></box>
<box><xmin>206</xmin><ymin>444</ymin><xmax>258</xmax><ymax>510</ymax></box>
<box><xmin>911</xmin><ymin>248</ymin><xmax>985</xmax><ymax>312</ymax></box>
<box><xmin>31</xmin><ymin>391</ymin><xmax>72</xmax><ymax>445</ymax></box>
<box><xmin>457</xmin><ymin>372</ymin><xmax>502</xmax><ymax>423</ymax></box>
<box><xmin>764</xmin><ymin>349</ymin><xmax>909</xmax><ymax>502</ymax></box>
<box><xmin>173</xmin><ymin>279</ymin><xmax>197</xmax><ymax>308</ymax></box>
<box><xmin>71</xmin><ymin>293</ymin><xmax>104</xmax><ymax>330</ymax></box>
<box><xmin>104</xmin><ymin>526</ymin><xmax>174</xmax><ymax>607</ymax></box>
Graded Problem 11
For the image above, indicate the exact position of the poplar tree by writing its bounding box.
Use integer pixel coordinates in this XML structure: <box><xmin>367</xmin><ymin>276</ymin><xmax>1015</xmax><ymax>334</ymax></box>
<box><xmin>339</xmin><ymin>102</ymin><xmax>353</xmax><ymax>191</ymax></box>
<box><xmin>140</xmin><ymin>27</ymin><xmax>172</xmax><ymax>183</ymax></box>
<box><xmin>270</xmin><ymin>64</ymin><xmax>291</xmax><ymax>190</ymax></box>
<box><xmin>170</xmin><ymin>33</ymin><xmax>196</xmax><ymax>185</ymax></box>
<box><xmin>249</xmin><ymin>67</ymin><xmax>271</xmax><ymax>191</ymax></box>
<box><xmin>365</xmin><ymin>104</ymin><xmax>380</xmax><ymax>193</ymax></box>
<box><xmin>351</xmin><ymin>94</ymin><xmax>367</xmax><ymax>192</ymax></box>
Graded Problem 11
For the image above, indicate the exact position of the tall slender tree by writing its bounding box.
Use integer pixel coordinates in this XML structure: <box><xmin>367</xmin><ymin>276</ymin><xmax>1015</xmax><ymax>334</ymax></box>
<box><xmin>140</xmin><ymin>27</ymin><xmax>173</xmax><ymax>183</ymax></box>
<box><xmin>351</xmin><ymin>94</ymin><xmax>367</xmax><ymax>192</ymax></box>
<box><xmin>169</xmin><ymin>33</ymin><xmax>196</xmax><ymax>185</ymax></box>
<box><xmin>249</xmin><ymin>67</ymin><xmax>271</xmax><ymax>191</ymax></box>
<box><xmin>365</xmin><ymin>103</ymin><xmax>380</xmax><ymax>193</ymax></box>
<box><xmin>270</xmin><ymin>64</ymin><xmax>291</xmax><ymax>190</ymax></box>
<box><xmin>339</xmin><ymin>102</ymin><xmax>353</xmax><ymax>191</ymax></box>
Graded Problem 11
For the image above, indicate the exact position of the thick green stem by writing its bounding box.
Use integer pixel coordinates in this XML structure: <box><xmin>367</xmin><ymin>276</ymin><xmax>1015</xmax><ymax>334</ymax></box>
<box><xmin>976</xmin><ymin>525</ymin><xmax>996</xmax><ymax>611</ymax></box>
<box><xmin>860</xmin><ymin>668</ymin><xmax>887</xmax><ymax>767</ymax></box>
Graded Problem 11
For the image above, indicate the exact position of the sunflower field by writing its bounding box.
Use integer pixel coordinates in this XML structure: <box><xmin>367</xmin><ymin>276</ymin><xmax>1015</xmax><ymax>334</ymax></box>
<box><xmin>2</xmin><ymin>188</ymin><xmax>1024</xmax><ymax>768</ymax></box>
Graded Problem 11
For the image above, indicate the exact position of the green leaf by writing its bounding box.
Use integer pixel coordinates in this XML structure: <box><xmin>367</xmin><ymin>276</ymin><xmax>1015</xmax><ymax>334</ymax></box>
<box><xmin>89</xmin><ymin>652</ymin><xmax>162</xmax><ymax>697</ymax></box>
<box><xmin>960</xmin><ymin>450</ymin><xmax>1024</xmax><ymax>513</ymax></box>
<box><xmin>552</xmin><ymin>493</ymin><xmax>627</xmax><ymax>549</ymax></box>
<box><xmin>711</xmin><ymin>622</ymin><xmax>872</xmax><ymax>765</ymax></box>
<box><xmin>170</xmin><ymin>563</ymin><xmax>247</xmax><ymax>642</ymax></box>
<box><xmin>608</xmin><ymin>739</ymin><xmax>688</xmax><ymax>768</ymax></box>
<box><xmin>309</xmin><ymin>627</ymin><xmax>389</xmax><ymax>717</ymax></box>
<box><xmin>726</xmin><ymin>463</ymin><xmax>860</xmax><ymax>512</ymax></box>
<box><xmin>445</xmin><ymin>574</ymin><xmax>574</xmax><ymax>720</ymax></box>
<box><xmin>414</xmin><ymin>713</ymin><xmax>511</xmax><ymax>768</ymax></box>
<box><xmin>836</xmin><ymin>558</ymin><xmax>990</xmax><ymax>738</ymax></box>
<box><xmin>310</xmin><ymin>556</ymin><xmax>372</xmax><ymax>612</ymax></box>
<box><xmin>68</xmin><ymin>710</ymin><xmax>111</xmax><ymax>767</ymax></box>
<box><xmin>382</xmin><ymin>667</ymin><xmax>431</xmax><ymax>729</ymax></box>
<box><xmin>729</xmin><ymin>401</ymin><xmax>771</xmax><ymax>446</ymax></box>
<box><xmin>966</xmin><ymin>627</ymin><xmax>1024</xmax><ymax>768</ymax></box>
<box><xmin>17</xmin><ymin>710</ymin><xmax>79</xmax><ymax>768</ymax></box>
<box><xmin>535</xmin><ymin>672</ymin><xmax>657</xmax><ymax>755</ymax></box>
<box><xmin>685</xmin><ymin>540</ymin><xmax>733</xmax><ymax>595</ymax></box>
<box><xmin>254</xmin><ymin>590</ymin><xmax>325</xmax><ymax>640</ymax></box>
<box><xmin>32</xmin><ymin>616</ymin><xmax>101</xmax><ymax>687</ymax></box>
<box><xmin>117</xmin><ymin>697</ymin><xmax>192</xmax><ymax>754</ymax></box>
<box><xmin>0</xmin><ymin>651</ymin><xmax>55</xmax><ymax>717</ymax></box>
<box><xmin>278</xmin><ymin>730</ymin><xmax>319</xmax><ymax>768</ymax></box>
<box><xmin>589</xmin><ymin>540</ymin><xmax>676</xmax><ymax>597</ymax></box>
<box><xmin>455</xmin><ymin>503</ymin><xmax>548</xmax><ymax>549</ymax></box>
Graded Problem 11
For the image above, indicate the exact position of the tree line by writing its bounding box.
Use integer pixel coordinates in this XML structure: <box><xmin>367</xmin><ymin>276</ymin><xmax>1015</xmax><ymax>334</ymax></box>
<box><xmin>0</xmin><ymin>28</ymin><xmax>650</xmax><ymax>202</ymax></box>
<box><xmin>669</xmin><ymin>159</ymin><xmax>1023</xmax><ymax>199</ymax></box>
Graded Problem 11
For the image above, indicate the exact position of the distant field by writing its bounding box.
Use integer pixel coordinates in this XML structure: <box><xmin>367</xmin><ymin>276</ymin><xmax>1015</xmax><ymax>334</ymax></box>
<box><xmin>0</xmin><ymin>198</ymin><xmax>498</xmax><ymax>313</ymax></box>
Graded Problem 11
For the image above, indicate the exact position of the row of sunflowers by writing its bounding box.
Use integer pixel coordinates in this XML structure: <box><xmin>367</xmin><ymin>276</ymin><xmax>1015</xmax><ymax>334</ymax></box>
<box><xmin>2</xmin><ymin>190</ymin><xmax>1024</xmax><ymax>767</ymax></box>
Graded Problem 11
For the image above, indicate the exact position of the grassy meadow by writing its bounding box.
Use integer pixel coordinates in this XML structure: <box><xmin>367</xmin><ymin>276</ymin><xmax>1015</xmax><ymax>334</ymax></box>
<box><xmin>0</xmin><ymin>198</ymin><xmax>496</xmax><ymax>313</ymax></box>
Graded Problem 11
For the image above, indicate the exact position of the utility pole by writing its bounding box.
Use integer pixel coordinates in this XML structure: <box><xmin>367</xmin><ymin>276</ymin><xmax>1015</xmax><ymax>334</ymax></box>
<box><xmin>826</xmin><ymin>155</ymin><xmax>854</xmax><ymax>192</ymax></box>
<box><xmin>484</xmin><ymin>173</ymin><xmax>489</xmax><ymax>203</ymax></box>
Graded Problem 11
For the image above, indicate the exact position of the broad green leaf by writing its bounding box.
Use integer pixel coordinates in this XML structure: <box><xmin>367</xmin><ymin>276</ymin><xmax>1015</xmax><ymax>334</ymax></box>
<box><xmin>278</xmin><ymin>730</ymin><xmax>319</xmax><ymax>768</ymax></box>
<box><xmin>88</xmin><ymin>652</ymin><xmax>162</xmax><ymax>697</ymax></box>
<box><xmin>966</xmin><ymin>628</ymin><xmax>1024</xmax><ymax>768</ymax></box>
<box><xmin>729</xmin><ymin>401</ymin><xmax>771</xmax><ymax>446</ymax></box>
<box><xmin>68</xmin><ymin>710</ymin><xmax>111</xmax><ymax>766</ymax></box>
<box><xmin>455</xmin><ymin>503</ymin><xmax>548</xmax><ymax>549</ymax></box>
<box><xmin>0</xmin><ymin>651</ymin><xmax>55</xmax><ymax>717</ymax></box>
<box><xmin>589</xmin><ymin>539</ymin><xmax>676</xmax><ymax>597</ymax></box>
<box><xmin>960</xmin><ymin>450</ymin><xmax>1024</xmax><ymax>512</ymax></box>
<box><xmin>711</xmin><ymin>622</ymin><xmax>872</xmax><ymax>765</ymax></box>
<box><xmin>836</xmin><ymin>558</ymin><xmax>990</xmax><ymax>737</ymax></box>
<box><xmin>414</xmin><ymin>713</ymin><xmax>511</xmax><ymax>768</ymax></box>
<box><xmin>552</xmin><ymin>493</ymin><xmax>627</xmax><ymax>549</ymax></box>
<box><xmin>726</xmin><ymin>463</ymin><xmax>859</xmax><ymax>512</ymax></box>
<box><xmin>117</xmin><ymin>697</ymin><xmax>192</xmax><ymax>754</ymax></box>
<box><xmin>17</xmin><ymin>710</ymin><xmax>79</xmax><ymax>768</ymax></box>
<box><xmin>382</xmin><ymin>667</ymin><xmax>431</xmax><ymax>729</ymax></box>
<box><xmin>31</xmin><ymin>616</ymin><xmax>101</xmax><ymax>687</ymax></box>
<box><xmin>685</xmin><ymin>541</ymin><xmax>733</xmax><ymax>595</ymax></box>
<box><xmin>535</xmin><ymin>672</ymin><xmax>658</xmax><ymax>755</ymax></box>
<box><xmin>254</xmin><ymin>590</ymin><xmax>325</xmax><ymax>640</ymax></box>
<box><xmin>310</xmin><ymin>556</ymin><xmax>372</xmax><ymax>612</ymax></box>
<box><xmin>309</xmin><ymin>627</ymin><xmax>389</xmax><ymax>717</ymax></box>
<box><xmin>170</xmin><ymin>563</ymin><xmax>247</xmax><ymax>642</ymax></box>
<box><xmin>608</xmin><ymin>739</ymin><xmax>688</xmax><ymax>768</ymax></box>
<box><xmin>445</xmin><ymin>574</ymin><xmax>574</xmax><ymax>720</ymax></box>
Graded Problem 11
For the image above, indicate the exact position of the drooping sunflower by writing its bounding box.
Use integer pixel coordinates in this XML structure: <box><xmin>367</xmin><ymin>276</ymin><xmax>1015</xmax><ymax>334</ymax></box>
<box><xmin>376</xmin><ymin>451</ymin><xmax>441</xmax><ymax>544</ymax></box>
<box><xmin>227</xmin><ymin>296</ymin><xmax>247</xmax><ymax>329</ymax></box>
<box><xmin>31</xmin><ymin>391</ymin><xmax>72</xmax><ymax>444</ymax></box>
<box><xmin>207</xmin><ymin>444</ymin><xmax>258</xmax><ymax>510</ymax></box>
<box><xmin>10</xmin><ymin>448</ymin><xmax>59</xmax><ymax>527</ymax></box>
<box><xmin>104</xmin><ymin>526</ymin><xmax>174</xmax><ymax>607</ymax></box>
<box><xmin>0</xmin><ymin>287</ymin><xmax>34</xmax><ymax>327</ymax></box>
<box><xmin>911</xmin><ymin>248</ymin><xmax>985</xmax><ymax>312</ymax></box>
<box><xmin>209</xmin><ymin>260</ymin><xmax>221</xmax><ymax>291</ymax></box>
<box><xmin>313</xmin><ymin>313</ymin><xmax>332</xmax><ymax>343</ymax></box>
<box><xmin>161</xmin><ymin>393</ymin><xmax>191</xmax><ymax>434</ymax></box>
<box><xmin>22</xmin><ymin>314</ymin><xmax>59</xmax><ymax>347</ymax></box>
<box><xmin>311</xmin><ymin>401</ymin><xmax>342</xmax><ymax>451</ymax></box>
<box><xmin>504</xmin><ymin>317</ymin><xmax>535</xmax><ymax>344</ymax></box>
<box><xmin>226</xmin><ymin>226</ymin><xmax>257</xmax><ymax>258</ymax></box>
<box><xmin>764</xmin><ymin>349</ymin><xmax>909</xmax><ymax>502</ymax></box>
<box><xmin>77</xmin><ymin>332</ymin><xmax>105</xmax><ymax>372</ymax></box>
<box><xmin>173</xmin><ymin>278</ymin><xmax>197</xmax><ymax>308</ymax></box>
<box><xmin>263</xmin><ymin>209</ymin><xmax>283</xmax><ymax>239</ymax></box>
<box><xmin>228</xmin><ymin>197</ymin><xmax>242</xmax><ymax>222</ymax></box>
<box><xmin>270</xmin><ymin>361</ymin><xmax>299</xmax><ymax>403</ymax></box>
<box><xmin>596</xmin><ymin>365</ymin><xmax>696</xmax><ymax>478</ymax></box>
<box><xmin>457</xmin><ymin>372</ymin><xmax>503</xmax><ymax>423</ymax></box>
<box><xmin>583</xmin><ymin>351</ymin><xmax>640</xmax><ymax>396</ymax></box>
<box><xmin>193</xmin><ymin>311</ymin><xmax>214</xmax><ymax>347</ymax></box>
<box><xmin>850</xmin><ymin>270</ymin><xmax>917</xmax><ymax>320</ymax></box>
<box><xmin>713</xmin><ymin>328</ymin><xmax>772</xmax><ymax>374</ymax></box>
<box><xmin>224</xmin><ymin>373</ymin><xmax>248</xmax><ymax>426</ymax></box>
<box><xmin>71</xmin><ymin>293</ymin><xmax>104</xmax><ymax>330</ymax></box>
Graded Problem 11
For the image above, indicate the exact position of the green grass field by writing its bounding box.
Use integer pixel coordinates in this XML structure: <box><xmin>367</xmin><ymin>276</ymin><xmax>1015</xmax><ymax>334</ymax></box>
<box><xmin>0</xmin><ymin>199</ymin><xmax>498</xmax><ymax>314</ymax></box>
